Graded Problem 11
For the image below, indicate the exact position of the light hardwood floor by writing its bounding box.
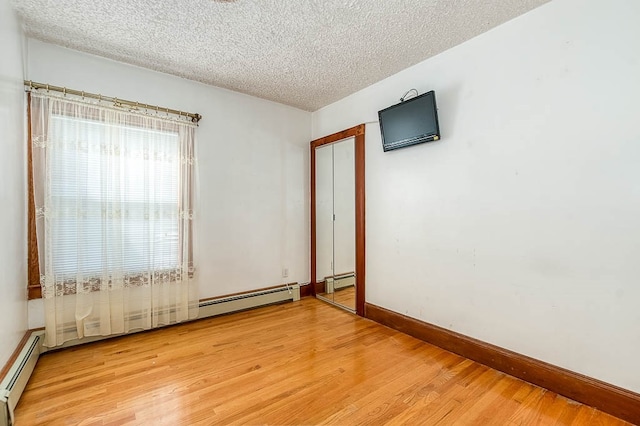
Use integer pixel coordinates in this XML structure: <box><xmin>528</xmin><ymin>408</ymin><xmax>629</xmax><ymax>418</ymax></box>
<box><xmin>15</xmin><ymin>298</ymin><xmax>629</xmax><ymax>425</ymax></box>
<box><xmin>333</xmin><ymin>286</ymin><xmax>356</xmax><ymax>311</ymax></box>
<box><xmin>319</xmin><ymin>286</ymin><xmax>356</xmax><ymax>311</ymax></box>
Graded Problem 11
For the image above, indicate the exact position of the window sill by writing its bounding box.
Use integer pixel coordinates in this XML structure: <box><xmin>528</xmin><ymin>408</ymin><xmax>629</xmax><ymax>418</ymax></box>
<box><xmin>28</xmin><ymin>284</ymin><xmax>42</xmax><ymax>300</ymax></box>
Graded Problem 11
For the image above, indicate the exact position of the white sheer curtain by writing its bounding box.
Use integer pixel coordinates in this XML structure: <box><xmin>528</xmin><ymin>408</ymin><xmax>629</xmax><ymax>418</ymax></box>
<box><xmin>30</xmin><ymin>92</ymin><xmax>199</xmax><ymax>347</ymax></box>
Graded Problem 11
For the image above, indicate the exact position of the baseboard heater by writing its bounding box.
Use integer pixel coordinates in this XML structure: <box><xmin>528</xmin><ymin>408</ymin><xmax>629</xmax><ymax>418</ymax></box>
<box><xmin>61</xmin><ymin>284</ymin><xmax>300</xmax><ymax>337</ymax></box>
<box><xmin>0</xmin><ymin>331</ymin><xmax>44</xmax><ymax>426</ymax></box>
<box><xmin>325</xmin><ymin>273</ymin><xmax>355</xmax><ymax>294</ymax></box>
<box><xmin>199</xmin><ymin>284</ymin><xmax>300</xmax><ymax>317</ymax></box>
<box><xmin>54</xmin><ymin>283</ymin><xmax>302</xmax><ymax>343</ymax></box>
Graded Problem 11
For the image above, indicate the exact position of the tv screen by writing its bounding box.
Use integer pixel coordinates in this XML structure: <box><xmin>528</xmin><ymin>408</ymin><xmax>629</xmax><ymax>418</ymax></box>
<box><xmin>378</xmin><ymin>91</ymin><xmax>440</xmax><ymax>152</ymax></box>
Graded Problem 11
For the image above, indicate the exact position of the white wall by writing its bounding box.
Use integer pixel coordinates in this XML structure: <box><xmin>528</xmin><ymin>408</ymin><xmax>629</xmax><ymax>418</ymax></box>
<box><xmin>26</xmin><ymin>40</ymin><xmax>311</xmax><ymax>326</ymax></box>
<box><xmin>312</xmin><ymin>0</ymin><xmax>640</xmax><ymax>393</ymax></box>
<box><xmin>0</xmin><ymin>0</ymin><xmax>28</xmax><ymax>367</ymax></box>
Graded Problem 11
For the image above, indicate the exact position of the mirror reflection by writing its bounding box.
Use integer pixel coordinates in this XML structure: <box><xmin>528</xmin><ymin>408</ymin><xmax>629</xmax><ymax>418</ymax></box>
<box><xmin>315</xmin><ymin>137</ymin><xmax>355</xmax><ymax>311</ymax></box>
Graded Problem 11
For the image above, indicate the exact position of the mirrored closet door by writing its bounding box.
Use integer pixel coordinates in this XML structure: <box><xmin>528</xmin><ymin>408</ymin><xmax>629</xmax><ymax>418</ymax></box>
<box><xmin>315</xmin><ymin>138</ymin><xmax>356</xmax><ymax>310</ymax></box>
<box><xmin>311</xmin><ymin>124</ymin><xmax>365</xmax><ymax>315</ymax></box>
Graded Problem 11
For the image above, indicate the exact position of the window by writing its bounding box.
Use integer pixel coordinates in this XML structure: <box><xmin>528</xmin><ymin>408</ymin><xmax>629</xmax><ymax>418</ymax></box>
<box><xmin>28</xmin><ymin>91</ymin><xmax>198</xmax><ymax>346</ymax></box>
<box><xmin>28</xmin><ymin>92</ymin><xmax>196</xmax><ymax>298</ymax></box>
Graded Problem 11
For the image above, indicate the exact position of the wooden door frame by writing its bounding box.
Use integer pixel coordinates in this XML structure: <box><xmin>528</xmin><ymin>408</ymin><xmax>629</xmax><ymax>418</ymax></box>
<box><xmin>310</xmin><ymin>124</ymin><xmax>365</xmax><ymax>316</ymax></box>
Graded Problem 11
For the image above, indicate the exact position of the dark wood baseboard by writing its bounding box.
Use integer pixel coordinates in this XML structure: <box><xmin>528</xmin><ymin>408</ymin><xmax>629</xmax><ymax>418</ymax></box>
<box><xmin>299</xmin><ymin>283</ymin><xmax>313</xmax><ymax>298</ymax></box>
<box><xmin>365</xmin><ymin>302</ymin><xmax>640</xmax><ymax>425</ymax></box>
<box><xmin>314</xmin><ymin>280</ymin><xmax>326</xmax><ymax>295</ymax></box>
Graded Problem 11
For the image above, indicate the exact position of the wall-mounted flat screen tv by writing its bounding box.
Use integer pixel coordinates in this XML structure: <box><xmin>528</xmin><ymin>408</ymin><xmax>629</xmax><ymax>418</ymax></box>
<box><xmin>378</xmin><ymin>90</ymin><xmax>440</xmax><ymax>152</ymax></box>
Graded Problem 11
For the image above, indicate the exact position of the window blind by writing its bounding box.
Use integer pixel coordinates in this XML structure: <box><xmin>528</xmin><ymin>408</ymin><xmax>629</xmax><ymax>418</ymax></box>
<box><xmin>48</xmin><ymin>115</ymin><xmax>180</xmax><ymax>279</ymax></box>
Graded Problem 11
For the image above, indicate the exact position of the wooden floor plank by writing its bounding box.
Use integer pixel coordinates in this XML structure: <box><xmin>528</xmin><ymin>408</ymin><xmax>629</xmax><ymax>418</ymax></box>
<box><xmin>14</xmin><ymin>298</ymin><xmax>631</xmax><ymax>425</ymax></box>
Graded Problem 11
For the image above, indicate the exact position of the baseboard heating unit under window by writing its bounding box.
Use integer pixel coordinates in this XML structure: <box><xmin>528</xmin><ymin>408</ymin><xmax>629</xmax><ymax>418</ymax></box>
<box><xmin>1</xmin><ymin>331</ymin><xmax>44</xmax><ymax>426</ymax></box>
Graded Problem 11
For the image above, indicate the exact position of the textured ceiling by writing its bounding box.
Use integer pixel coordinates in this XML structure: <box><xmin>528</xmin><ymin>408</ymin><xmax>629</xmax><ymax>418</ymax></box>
<box><xmin>13</xmin><ymin>0</ymin><xmax>549</xmax><ymax>111</ymax></box>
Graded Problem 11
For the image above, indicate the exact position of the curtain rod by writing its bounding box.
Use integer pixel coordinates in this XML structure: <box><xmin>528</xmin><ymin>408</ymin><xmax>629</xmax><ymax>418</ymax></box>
<box><xmin>24</xmin><ymin>80</ymin><xmax>202</xmax><ymax>123</ymax></box>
